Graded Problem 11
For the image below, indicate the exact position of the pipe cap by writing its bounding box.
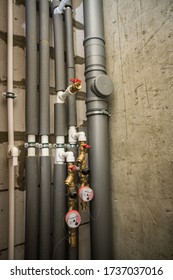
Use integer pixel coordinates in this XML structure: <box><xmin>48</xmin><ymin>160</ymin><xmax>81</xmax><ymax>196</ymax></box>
<box><xmin>93</xmin><ymin>74</ymin><xmax>114</xmax><ymax>98</ymax></box>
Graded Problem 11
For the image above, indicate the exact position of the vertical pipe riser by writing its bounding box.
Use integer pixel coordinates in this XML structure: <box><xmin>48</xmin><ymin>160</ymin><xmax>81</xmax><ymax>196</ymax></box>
<box><xmin>25</xmin><ymin>0</ymin><xmax>38</xmax><ymax>135</ymax></box>
<box><xmin>25</xmin><ymin>157</ymin><xmax>39</xmax><ymax>260</ymax></box>
<box><xmin>83</xmin><ymin>0</ymin><xmax>113</xmax><ymax>259</ymax></box>
<box><xmin>53</xmin><ymin>164</ymin><xmax>67</xmax><ymax>260</ymax></box>
<box><xmin>39</xmin><ymin>156</ymin><xmax>51</xmax><ymax>260</ymax></box>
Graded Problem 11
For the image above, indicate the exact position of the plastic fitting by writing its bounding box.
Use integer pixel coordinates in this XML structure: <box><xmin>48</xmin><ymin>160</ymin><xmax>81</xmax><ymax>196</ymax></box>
<box><xmin>54</xmin><ymin>0</ymin><xmax>69</xmax><ymax>14</ymax></box>
<box><xmin>10</xmin><ymin>146</ymin><xmax>19</xmax><ymax>166</ymax></box>
<box><xmin>59</xmin><ymin>151</ymin><xmax>75</xmax><ymax>163</ymax></box>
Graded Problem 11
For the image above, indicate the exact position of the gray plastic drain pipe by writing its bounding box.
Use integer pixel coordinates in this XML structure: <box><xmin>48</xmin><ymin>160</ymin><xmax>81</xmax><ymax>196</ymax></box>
<box><xmin>25</xmin><ymin>0</ymin><xmax>39</xmax><ymax>260</ymax></box>
<box><xmin>39</xmin><ymin>0</ymin><xmax>51</xmax><ymax>260</ymax></box>
<box><xmin>83</xmin><ymin>0</ymin><xmax>114</xmax><ymax>259</ymax></box>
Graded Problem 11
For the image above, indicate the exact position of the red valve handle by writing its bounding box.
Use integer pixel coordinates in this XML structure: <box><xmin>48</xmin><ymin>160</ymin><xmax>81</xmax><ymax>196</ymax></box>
<box><xmin>82</xmin><ymin>143</ymin><xmax>91</xmax><ymax>149</ymax></box>
<box><xmin>68</xmin><ymin>165</ymin><xmax>77</xmax><ymax>172</ymax></box>
<box><xmin>70</xmin><ymin>78</ymin><xmax>81</xmax><ymax>84</ymax></box>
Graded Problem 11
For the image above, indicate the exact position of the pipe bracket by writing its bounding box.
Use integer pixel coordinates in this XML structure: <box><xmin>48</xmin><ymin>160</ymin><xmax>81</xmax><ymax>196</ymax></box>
<box><xmin>3</xmin><ymin>92</ymin><xmax>17</xmax><ymax>99</ymax></box>
<box><xmin>39</xmin><ymin>143</ymin><xmax>52</xmax><ymax>149</ymax></box>
<box><xmin>87</xmin><ymin>109</ymin><xmax>111</xmax><ymax>117</ymax></box>
<box><xmin>24</xmin><ymin>142</ymin><xmax>37</xmax><ymax>148</ymax></box>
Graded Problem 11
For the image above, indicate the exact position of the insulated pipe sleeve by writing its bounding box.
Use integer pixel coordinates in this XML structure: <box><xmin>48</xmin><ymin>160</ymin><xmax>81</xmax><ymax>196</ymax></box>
<box><xmin>65</xmin><ymin>5</ymin><xmax>77</xmax><ymax>127</ymax></box>
<box><xmin>52</xmin><ymin>5</ymin><xmax>66</xmax><ymax>91</ymax></box>
<box><xmin>25</xmin><ymin>0</ymin><xmax>38</xmax><ymax>135</ymax></box>
<box><xmin>64</xmin><ymin>6</ymin><xmax>77</xmax><ymax>126</ymax></box>
<box><xmin>39</xmin><ymin>156</ymin><xmax>51</xmax><ymax>260</ymax></box>
<box><xmin>54</xmin><ymin>103</ymin><xmax>67</xmax><ymax>136</ymax></box>
<box><xmin>39</xmin><ymin>0</ymin><xmax>50</xmax><ymax>135</ymax></box>
<box><xmin>52</xmin><ymin>164</ymin><xmax>67</xmax><ymax>260</ymax></box>
<box><xmin>25</xmin><ymin>157</ymin><xmax>39</xmax><ymax>260</ymax></box>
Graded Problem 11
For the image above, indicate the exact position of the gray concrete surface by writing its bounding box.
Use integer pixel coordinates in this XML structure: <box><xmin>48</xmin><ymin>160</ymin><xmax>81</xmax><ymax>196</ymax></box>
<box><xmin>104</xmin><ymin>0</ymin><xmax>173</xmax><ymax>259</ymax></box>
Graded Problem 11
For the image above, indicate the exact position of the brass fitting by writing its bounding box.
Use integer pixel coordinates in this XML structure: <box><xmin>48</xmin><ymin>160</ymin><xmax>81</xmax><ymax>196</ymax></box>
<box><xmin>70</xmin><ymin>81</ymin><xmax>82</xmax><ymax>93</ymax></box>
<box><xmin>65</xmin><ymin>163</ymin><xmax>75</xmax><ymax>189</ymax></box>
<box><xmin>69</xmin><ymin>229</ymin><xmax>77</xmax><ymax>247</ymax></box>
<box><xmin>77</xmin><ymin>142</ymin><xmax>86</xmax><ymax>164</ymax></box>
<box><xmin>65</xmin><ymin>173</ymin><xmax>74</xmax><ymax>188</ymax></box>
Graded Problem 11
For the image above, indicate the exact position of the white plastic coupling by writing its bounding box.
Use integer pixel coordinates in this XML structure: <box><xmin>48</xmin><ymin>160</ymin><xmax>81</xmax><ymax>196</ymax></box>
<box><xmin>54</xmin><ymin>0</ymin><xmax>69</xmax><ymax>14</ymax></box>
<box><xmin>8</xmin><ymin>146</ymin><xmax>19</xmax><ymax>166</ymax></box>
<box><xmin>41</xmin><ymin>135</ymin><xmax>49</xmax><ymax>156</ymax></box>
<box><xmin>68</xmin><ymin>126</ymin><xmax>77</xmax><ymax>144</ymax></box>
<box><xmin>55</xmin><ymin>136</ymin><xmax>65</xmax><ymax>164</ymax></box>
<box><xmin>58</xmin><ymin>151</ymin><xmax>75</xmax><ymax>163</ymax></box>
<box><xmin>27</xmin><ymin>135</ymin><xmax>36</xmax><ymax>157</ymax></box>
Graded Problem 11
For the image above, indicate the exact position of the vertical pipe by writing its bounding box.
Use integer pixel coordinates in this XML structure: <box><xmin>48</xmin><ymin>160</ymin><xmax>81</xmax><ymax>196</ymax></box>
<box><xmin>52</xmin><ymin>164</ymin><xmax>67</xmax><ymax>259</ymax></box>
<box><xmin>52</xmin><ymin>0</ymin><xmax>68</xmax><ymax>259</ymax></box>
<box><xmin>25</xmin><ymin>0</ymin><xmax>38</xmax><ymax>135</ymax></box>
<box><xmin>7</xmin><ymin>0</ymin><xmax>15</xmax><ymax>260</ymax></box>
<box><xmin>64</xmin><ymin>2</ymin><xmax>78</xmax><ymax>260</ymax></box>
<box><xmin>25</xmin><ymin>0</ymin><xmax>39</xmax><ymax>259</ymax></box>
<box><xmin>39</xmin><ymin>0</ymin><xmax>50</xmax><ymax>135</ymax></box>
<box><xmin>53</xmin><ymin>10</ymin><xmax>65</xmax><ymax>92</ymax></box>
<box><xmin>25</xmin><ymin>156</ymin><xmax>39</xmax><ymax>259</ymax></box>
<box><xmin>39</xmin><ymin>156</ymin><xmax>51</xmax><ymax>259</ymax></box>
<box><xmin>39</xmin><ymin>0</ymin><xmax>51</xmax><ymax>260</ymax></box>
<box><xmin>64</xmin><ymin>3</ymin><xmax>77</xmax><ymax>127</ymax></box>
<box><xmin>83</xmin><ymin>0</ymin><xmax>113</xmax><ymax>259</ymax></box>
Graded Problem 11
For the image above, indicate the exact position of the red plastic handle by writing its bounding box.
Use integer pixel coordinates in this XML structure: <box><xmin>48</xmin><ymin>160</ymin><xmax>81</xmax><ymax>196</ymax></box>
<box><xmin>82</xmin><ymin>144</ymin><xmax>91</xmax><ymax>149</ymax></box>
<box><xmin>70</xmin><ymin>78</ymin><xmax>81</xmax><ymax>84</ymax></box>
<box><xmin>68</xmin><ymin>165</ymin><xmax>77</xmax><ymax>172</ymax></box>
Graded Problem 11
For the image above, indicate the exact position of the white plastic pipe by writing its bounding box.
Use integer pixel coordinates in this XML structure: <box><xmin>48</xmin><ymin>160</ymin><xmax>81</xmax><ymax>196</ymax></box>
<box><xmin>41</xmin><ymin>135</ymin><xmax>49</xmax><ymax>156</ymax></box>
<box><xmin>28</xmin><ymin>135</ymin><xmax>36</xmax><ymax>157</ymax></box>
<box><xmin>58</xmin><ymin>85</ymin><xmax>74</xmax><ymax>100</ymax></box>
<box><xmin>54</xmin><ymin>0</ymin><xmax>69</xmax><ymax>14</ymax></box>
<box><xmin>7</xmin><ymin>0</ymin><xmax>15</xmax><ymax>260</ymax></box>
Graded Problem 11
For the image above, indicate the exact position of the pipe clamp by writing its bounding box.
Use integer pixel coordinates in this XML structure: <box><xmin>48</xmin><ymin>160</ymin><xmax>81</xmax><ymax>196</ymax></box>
<box><xmin>3</xmin><ymin>92</ymin><xmax>17</xmax><ymax>99</ymax></box>
<box><xmin>87</xmin><ymin>109</ymin><xmax>111</xmax><ymax>117</ymax></box>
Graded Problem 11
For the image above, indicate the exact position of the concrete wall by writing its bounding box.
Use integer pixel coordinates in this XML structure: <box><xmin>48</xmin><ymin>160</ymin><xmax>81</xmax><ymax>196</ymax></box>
<box><xmin>104</xmin><ymin>0</ymin><xmax>173</xmax><ymax>259</ymax></box>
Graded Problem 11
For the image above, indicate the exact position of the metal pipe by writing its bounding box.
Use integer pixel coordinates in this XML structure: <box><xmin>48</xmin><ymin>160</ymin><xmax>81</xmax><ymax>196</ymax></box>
<box><xmin>25</xmin><ymin>0</ymin><xmax>39</xmax><ymax>259</ymax></box>
<box><xmin>7</xmin><ymin>0</ymin><xmax>15</xmax><ymax>260</ymax></box>
<box><xmin>83</xmin><ymin>0</ymin><xmax>114</xmax><ymax>259</ymax></box>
